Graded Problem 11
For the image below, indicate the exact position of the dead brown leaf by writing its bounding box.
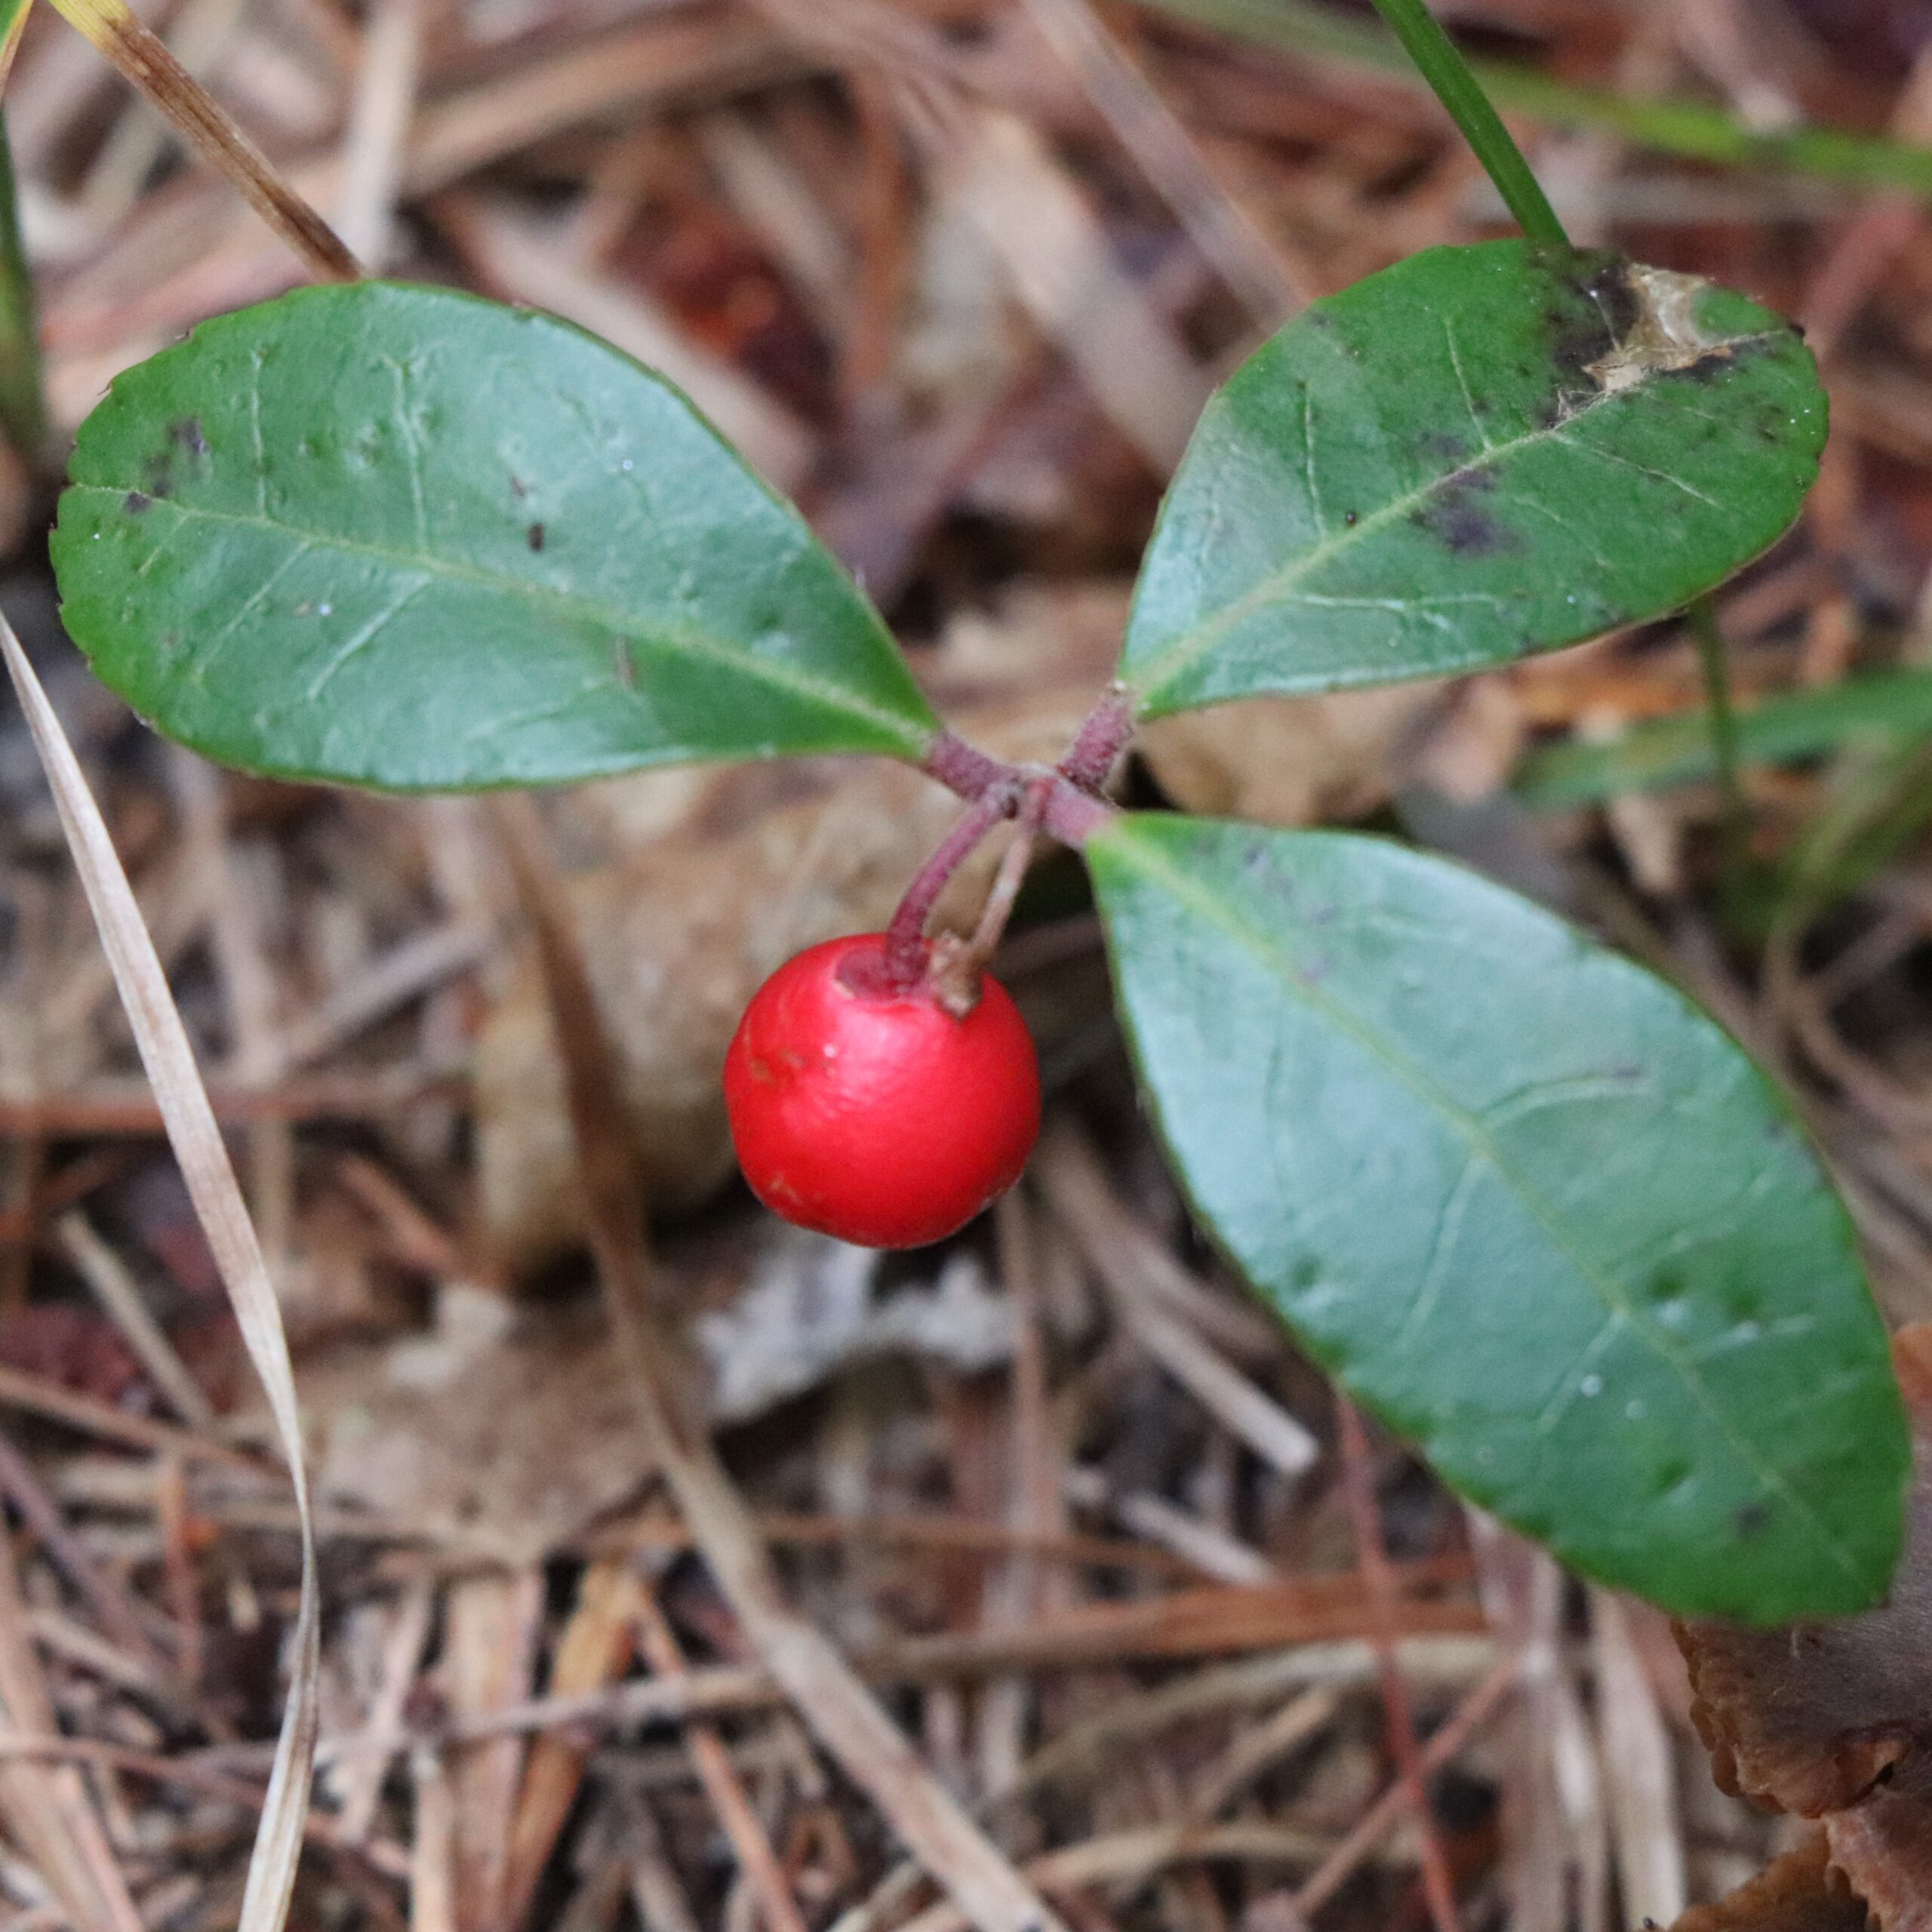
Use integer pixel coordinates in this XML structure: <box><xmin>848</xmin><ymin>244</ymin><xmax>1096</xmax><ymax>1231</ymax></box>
<box><xmin>1138</xmin><ymin>685</ymin><xmax>1440</xmax><ymax>829</ymax></box>
<box><xmin>1676</xmin><ymin>1324</ymin><xmax>1932</xmax><ymax>1929</ymax></box>
<box><xmin>1827</xmin><ymin>1758</ymin><xmax>1932</xmax><ymax>1932</ymax></box>
<box><xmin>1668</xmin><ymin>1834</ymin><xmax>1869</xmax><ymax>1932</ymax></box>
<box><xmin>306</xmin><ymin>1291</ymin><xmax>654</xmax><ymax>1563</ymax></box>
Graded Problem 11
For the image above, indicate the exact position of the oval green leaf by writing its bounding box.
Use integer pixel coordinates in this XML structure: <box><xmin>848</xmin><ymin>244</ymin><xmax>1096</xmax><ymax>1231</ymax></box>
<box><xmin>51</xmin><ymin>282</ymin><xmax>937</xmax><ymax>789</ymax></box>
<box><xmin>1121</xmin><ymin>241</ymin><xmax>1826</xmax><ymax>715</ymax></box>
<box><xmin>1089</xmin><ymin>812</ymin><xmax>1906</xmax><ymax>1622</ymax></box>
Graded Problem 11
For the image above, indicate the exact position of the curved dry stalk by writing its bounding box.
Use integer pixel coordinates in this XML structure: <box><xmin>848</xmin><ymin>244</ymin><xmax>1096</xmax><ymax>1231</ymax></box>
<box><xmin>0</xmin><ymin>612</ymin><xmax>321</xmax><ymax>1932</ymax></box>
<box><xmin>42</xmin><ymin>0</ymin><xmax>358</xmax><ymax>280</ymax></box>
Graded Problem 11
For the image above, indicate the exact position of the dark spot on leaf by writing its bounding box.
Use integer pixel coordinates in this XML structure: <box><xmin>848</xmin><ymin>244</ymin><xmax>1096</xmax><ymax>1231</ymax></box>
<box><xmin>168</xmin><ymin>417</ymin><xmax>209</xmax><ymax>457</ymax></box>
<box><xmin>509</xmin><ymin>472</ymin><xmax>528</xmax><ymax>499</ymax></box>
<box><xmin>1343</xmin><ymin>509</ymin><xmax>1358</xmax><ymax>527</ymax></box>
<box><xmin>1658</xmin><ymin>346</ymin><xmax>1739</xmax><ymax>388</ymax></box>
<box><xmin>158</xmin><ymin>632</ymin><xmax>180</xmax><ymax>653</ymax></box>
<box><xmin>1540</xmin><ymin>246</ymin><xmax>1636</xmax><ymax>392</ymax></box>
<box><xmin>144</xmin><ymin>455</ymin><xmax>174</xmax><ymax>499</ymax></box>
<box><xmin>1419</xmin><ymin>431</ymin><xmax>1468</xmax><ymax>464</ymax></box>
<box><xmin>527</xmin><ymin>522</ymin><xmax>546</xmax><ymax>552</ymax></box>
<box><xmin>1414</xmin><ymin>468</ymin><xmax>1515</xmax><ymax>557</ymax></box>
<box><xmin>122</xmin><ymin>491</ymin><xmax>152</xmax><ymax>515</ymax></box>
<box><xmin>1734</xmin><ymin>1501</ymin><xmax>1770</xmax><ymax>1539</ymax></box>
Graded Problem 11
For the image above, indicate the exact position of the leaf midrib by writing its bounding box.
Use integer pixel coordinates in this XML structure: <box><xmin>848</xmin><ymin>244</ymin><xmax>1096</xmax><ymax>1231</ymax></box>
<box><xmin>1099</xmin><ymin>818</ymin><xmax>1871</xmax><ymax>1591</ymax></box>
<box><xmin>1123</xmin><ymin>322</ymin><xmax>1786</xmax><ymax>709</ymax></box>
<box><xmin>63</xmin><ymin>485</ymin><xmax>937</xmax><ymax>756</ymax></box>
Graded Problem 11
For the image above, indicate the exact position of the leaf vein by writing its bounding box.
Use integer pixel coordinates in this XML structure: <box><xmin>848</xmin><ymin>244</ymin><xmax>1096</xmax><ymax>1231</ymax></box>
<box><xmin>1128</xmin><ymin>325</ymin><xmax>1781</xmax><ymax>703</ymax></box>
<box><xmin>1107</xmin><ymin>826</ymin><xmax>1869</xmax><ymax>1586</ymax></box>
<box><xmin>63</xmin><ymin>488</ymin><xmax>933</xmax><ymax>755</ymax></box>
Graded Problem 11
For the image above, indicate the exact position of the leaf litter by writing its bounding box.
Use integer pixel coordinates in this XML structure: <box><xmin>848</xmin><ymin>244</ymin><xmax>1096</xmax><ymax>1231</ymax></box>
<box><xmin>10</xmin><ymin>0</ymin><xmax>1932</xmax><ymax>1927</ymax></box>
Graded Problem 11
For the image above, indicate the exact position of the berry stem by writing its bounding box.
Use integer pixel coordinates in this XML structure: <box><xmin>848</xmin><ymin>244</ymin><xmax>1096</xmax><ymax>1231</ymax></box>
<box><xmin>930</xmin><ymin>775</ymin><xmax>1054</xmax><ymax>1015</ymax></box>
<box><xmin>895</xmin><ymin>685</ymin><xmax>1136</xmax><ymax>994</ymax></box>
<box><xmin>882</xmin><ymin>783</ymin><xmax>1020</xmax><ymax>986</ymax></box>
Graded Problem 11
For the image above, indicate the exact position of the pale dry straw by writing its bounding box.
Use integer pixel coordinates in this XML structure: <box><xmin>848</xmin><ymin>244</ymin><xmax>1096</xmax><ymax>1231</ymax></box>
<box><xmin>0</xmin><ymin>610</ymin><xmax>321</xmax><ymax>1932</ymax></box>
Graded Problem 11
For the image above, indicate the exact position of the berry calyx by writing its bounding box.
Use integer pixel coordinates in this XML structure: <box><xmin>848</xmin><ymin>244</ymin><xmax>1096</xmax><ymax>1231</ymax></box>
<box><xmin>724</xmin><ymin>933</ymin><xmax>1042</xmax><ymax>1250</ymax></box>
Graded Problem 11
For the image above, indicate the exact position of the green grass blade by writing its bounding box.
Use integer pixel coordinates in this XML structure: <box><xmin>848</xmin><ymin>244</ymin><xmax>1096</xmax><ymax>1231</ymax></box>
<box><xmin>1137</xmin><ymin>0</ymin><xmax>1932</xmax><ymax>202</ymax></box>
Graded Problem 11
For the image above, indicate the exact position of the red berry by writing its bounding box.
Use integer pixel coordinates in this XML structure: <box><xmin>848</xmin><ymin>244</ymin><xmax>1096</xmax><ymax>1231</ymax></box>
<box><xmin>724</xmin><ymin>933</ymin><xmax>1042</xmax><ymax>1250</ymax></box>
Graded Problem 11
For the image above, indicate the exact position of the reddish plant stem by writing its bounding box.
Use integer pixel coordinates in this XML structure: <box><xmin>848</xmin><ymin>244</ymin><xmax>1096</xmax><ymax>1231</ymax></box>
<box><xmin>1056</xmin><ymin>681</ymin><xmax>1136</xmax><ymax>795</ymax></box>
<box><xmin>883</xmin><ymin>783</ymin><xmax>1020</xmax><ymax>985</ymax></box>
<box><xmin>921</xmin><ymin>731</ymin><xmax>1117</xmax><ymax>849</ymax></box>
<box><xmin>893</xmin><ymin>684</ymin><xmax>1133</xmax><ymax>992</ymax></box>
<box><xmin>930</xmin><ymin>776</ymin><xmax>1055</xmax><ymax>1014</ymax></box>
<box><xmin>1335</xmin><ymin>1395</ymin><xmax>1462</xmax><ymax>1932</ymax></box>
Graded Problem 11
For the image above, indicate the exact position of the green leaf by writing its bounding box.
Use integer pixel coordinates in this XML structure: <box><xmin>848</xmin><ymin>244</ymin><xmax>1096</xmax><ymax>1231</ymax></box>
<box><xmin>51</xmin><ymin>281</ymin><xmax>937</xmax><ymax>789</ymax></box>
<box><xmin>0</xmin><ymin>0</ymin><xmax>32</xmax><ymax>83</ymax></box>
<box><xmin>1089</xmin><ymin>813</ymin><xmax>1907</xmax><ymax>1621</ymax></box>
<box><xmin>1121</xmin><ymin>242</ymin><xmax>1826</xmax><ymax>716</ymax></box>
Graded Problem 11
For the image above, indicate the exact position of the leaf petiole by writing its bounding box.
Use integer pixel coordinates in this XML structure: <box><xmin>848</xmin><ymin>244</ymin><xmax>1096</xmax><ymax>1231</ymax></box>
<box><xmin>921</xmin><ymin>728</ymin><xmax>1118</xmax><ymax>847</ymax></box>
<box><xmin>891</xmin><ymin>689</ymin><xmax>1136</xmax><ymax>987</ymax></box>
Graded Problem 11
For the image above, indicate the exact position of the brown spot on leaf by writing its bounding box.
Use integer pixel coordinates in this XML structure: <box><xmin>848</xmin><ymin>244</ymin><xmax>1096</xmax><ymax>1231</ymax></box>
<box><xmin>123</xmin><ymin>491</ymin><xmax>152</xmax><ymax>514</ymax></box>
<box><xmin>527</xmin><ymin>522</ymin><xmax>546</xmax><ymax>552</ymax></box>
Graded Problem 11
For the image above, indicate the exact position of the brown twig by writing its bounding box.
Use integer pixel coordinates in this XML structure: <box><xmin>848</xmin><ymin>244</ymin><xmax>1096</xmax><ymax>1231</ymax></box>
<box><xmin>632</xmin><ymin>1586</ymin><xmax>811</xmax><ymax>1932</ymax></box>
<box><xmin>1331</xmin><ymin>1398</ymin><xmax>1461</xmax><ymax>1932</ymax></box>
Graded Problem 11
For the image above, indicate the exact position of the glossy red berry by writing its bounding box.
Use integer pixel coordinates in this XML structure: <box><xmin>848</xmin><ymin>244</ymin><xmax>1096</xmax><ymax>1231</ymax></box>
<box><xmin>724</xmin><ymin>933</ymin><xmax>1042</xmax><ymax>1250</ymax></box>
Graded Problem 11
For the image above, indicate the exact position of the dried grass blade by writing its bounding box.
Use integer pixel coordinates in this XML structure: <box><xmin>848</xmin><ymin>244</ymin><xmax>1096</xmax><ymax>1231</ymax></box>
<box><xmin>0</xmin><ymin>614</ymin><xmax>321</xmax><ymax>1932</ymax></box>
<box><xmin>41</xmin><ymin>0</ymin><xmax>358</xmax><ymax>281</ymax></box>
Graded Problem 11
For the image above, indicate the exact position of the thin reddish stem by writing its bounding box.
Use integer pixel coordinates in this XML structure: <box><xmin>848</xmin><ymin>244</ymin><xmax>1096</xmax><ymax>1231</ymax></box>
<box><xmin>1057</xmin><ymin>682</ymin><xmax>1135</xmax><ymax>795</ymax></box>
<box><xmin>1335</xmin><ymin>1395</ymin><xmax>1462</xmax><ymax>1932</ymax></box>
<box><xmin>930</xmin><ymin>776</ymin><xmax>1054</xmax><ymax>1014</ymax></box>
<box><xmin>922</xmin><ymin>730</ymin><xmax>1009</xmax><ymax>804</ymax></box>
<box><xmin>891</xmin><ymin>689</ymin><xmax>1135</xmax><ymax>995</ymax></box>
<box><xmin>921</xmin><ymin>731</ymin><xmax>1117</xmax><ymax>849</ymax></box>
<box><xmin>882</xmin><ymin>784</ymin><xmax>1018</xmax><ymax>986</ymax></box>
